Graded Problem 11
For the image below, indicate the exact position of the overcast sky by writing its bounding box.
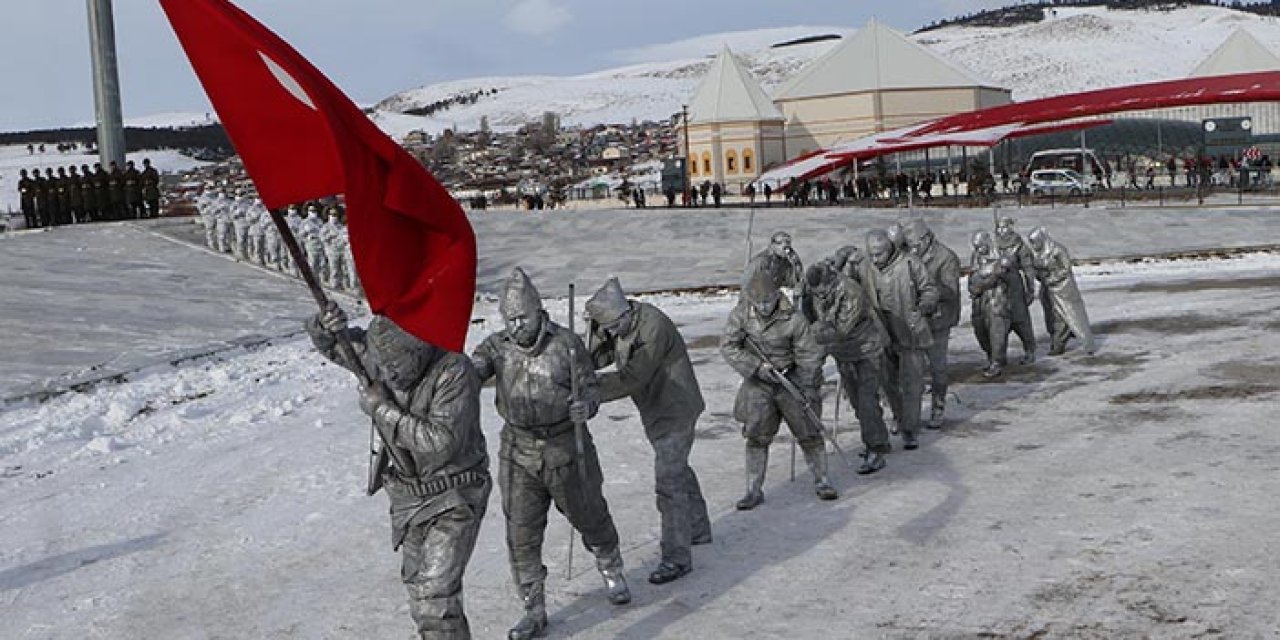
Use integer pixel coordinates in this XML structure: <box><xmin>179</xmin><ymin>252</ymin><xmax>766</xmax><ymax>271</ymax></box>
<box><xmin>2</xmin><ymin>1</ymin><xmax>1025</xmax><ymax>131</ymax></box>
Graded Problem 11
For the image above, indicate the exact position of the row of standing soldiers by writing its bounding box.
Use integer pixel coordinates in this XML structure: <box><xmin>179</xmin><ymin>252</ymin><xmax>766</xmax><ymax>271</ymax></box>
<box><xmin>194</xmin><ymin>188</ymin><xmax>361</xmax><ymax>293</ymax></box>
<box><xmin>16</xmin><ymin>159</ymin><xmax>161</xmax><ymax>229</ymax></box>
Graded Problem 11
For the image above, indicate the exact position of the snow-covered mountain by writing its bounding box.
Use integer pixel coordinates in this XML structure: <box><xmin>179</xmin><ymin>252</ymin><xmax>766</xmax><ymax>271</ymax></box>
<box><xmin>371</xmin><ymin>4</ymin><xmax>1280</xmax><ymax>139</ymax></box>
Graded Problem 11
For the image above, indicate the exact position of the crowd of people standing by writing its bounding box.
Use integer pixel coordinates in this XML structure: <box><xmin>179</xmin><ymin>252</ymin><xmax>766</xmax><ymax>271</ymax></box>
<box><xmin>15</xmin><ymin>159</ymin><xmax>161</xmax><ymax>229</ymax></box>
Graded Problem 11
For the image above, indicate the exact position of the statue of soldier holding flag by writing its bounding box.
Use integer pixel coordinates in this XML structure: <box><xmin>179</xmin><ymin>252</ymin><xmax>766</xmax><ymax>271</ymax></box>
<box><xmin>307</xmin><ymin>304</ymin><xmax>491</xmax><ymax>639</ymax></box>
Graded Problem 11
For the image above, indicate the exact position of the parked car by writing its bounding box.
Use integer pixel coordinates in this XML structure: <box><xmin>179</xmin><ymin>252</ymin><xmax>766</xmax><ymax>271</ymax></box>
<box><xmin>1029</xmin><ymin>169</ymin><xmax>1090</xmax><ymax>197</ymax></box>
<box><xmin>1024</xmin><ymin>148</ymin><xmax>1110</xmax><ymax>187</ymax></box>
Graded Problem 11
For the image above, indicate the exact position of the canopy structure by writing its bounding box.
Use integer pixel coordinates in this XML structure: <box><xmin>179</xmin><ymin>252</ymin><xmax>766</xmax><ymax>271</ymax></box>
<box><xmin>756</xmin><ymin>70</ymin><xmax>1280</xmax><ymax>186</ymax></box>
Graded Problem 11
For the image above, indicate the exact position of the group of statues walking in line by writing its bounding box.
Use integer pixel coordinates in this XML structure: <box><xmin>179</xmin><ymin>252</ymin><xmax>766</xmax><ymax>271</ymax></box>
<box><xmin>302</xmin><ymin>213</ymin><xmax>1094</xmax><ymax>639</ymax></box>
<box><xmin>194</xmin><ymin>187</ymin><xmax>361</xmax><ymax>293</ymax></box>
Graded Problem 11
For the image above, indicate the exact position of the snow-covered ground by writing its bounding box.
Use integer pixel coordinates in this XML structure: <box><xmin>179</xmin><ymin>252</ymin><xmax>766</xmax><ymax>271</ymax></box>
<box><xmin>368</xmin><ymin>4</ymin><xmax>1280</xmax><ymax>139</ymax></box>
<box><xmin>2</xmin><ymin>210</ymin><xmax>1280</xmax><ymax>638</ymax></box>
<box><xmin>0</xmin><ymin>145</ymin><xmax>208</xmax><ymax>214</ymax></box>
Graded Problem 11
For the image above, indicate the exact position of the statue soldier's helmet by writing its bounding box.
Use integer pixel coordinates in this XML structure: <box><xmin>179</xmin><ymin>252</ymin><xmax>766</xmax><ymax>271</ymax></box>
<box><xmin>367</xmin><ymin>315</ymin><xmax>433</xmax><ymax>390</ymax></box>
<box><xmin>500</xmin><ymin>267</ymin><xmax>542</xmax><ymax>319</ymax></box>
<box><xmin>805</xmin><ymin>261</ymin><xmax>837</xmax><ymax>293</ymax></box>
<box><xmin>1027</xmin><ymin>226</ymin><xmax>1050</xmax><ymax>250</ymax></box>
<box><xmin>585</xmin><ymin>278</ymin><xmax>629</xmax><ymax>325</ymax></box>
<box><xmin>744</xmin><ymin>264</ymin><xmax>780</xmax><ymax>303</ymax></box>
<box><xmin>886</xmin><ymin>221</ymin><xmax>906</xmax><ymax>248</ymax></box>
<box><xmin>905</xmin><ymin>219</ymin><xmax>933</xmax><ymax>247</ymax></box>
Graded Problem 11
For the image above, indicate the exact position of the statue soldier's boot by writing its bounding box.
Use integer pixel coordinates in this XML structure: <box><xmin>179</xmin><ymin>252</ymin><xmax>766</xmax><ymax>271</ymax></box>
<box><xmin>735</xmin><ymin>447</ymin><xmax>768</xmax><ymax>510</ymax></box>
<box><xmin>597</xmin><ymin>548</ymin><xmax>631</xmax><ymax>605</ymax></box>
<box><xmin>803</xmin><ymin>446</ymin><xmax>838</xmax><ymax>501</ymax></box>
<box><xmin>928</xmin><ymin>389</ymin><xmax>946</xmax><ymax>429</ymax></box>
<box><xmin>508</xmin><ymin>581</ymin><xmax>547</xmax><ymax>640</ymax></box>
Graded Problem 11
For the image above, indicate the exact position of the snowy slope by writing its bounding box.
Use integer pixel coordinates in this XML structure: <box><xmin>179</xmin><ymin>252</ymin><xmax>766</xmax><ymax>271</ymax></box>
<box><xmin>370</xmin><ymin>5</ymin><xmax>1280</xmax><ymax>138</ymax></box>
<box><xmin>922</xmin><ymin>4</ymin><xmax>1280</xmax><ymax>101</ymax></box>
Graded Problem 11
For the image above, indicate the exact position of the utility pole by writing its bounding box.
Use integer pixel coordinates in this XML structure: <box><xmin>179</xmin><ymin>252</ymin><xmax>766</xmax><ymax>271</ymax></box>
<box><xmin>87</xmin><ymin>0</ymin><xmax>126</xmax><ymax>169</ymax></box>
<box><xmin>682</xmin><ymin>104</ymin><xmax>692</xmax><ymax>195</ymax></box>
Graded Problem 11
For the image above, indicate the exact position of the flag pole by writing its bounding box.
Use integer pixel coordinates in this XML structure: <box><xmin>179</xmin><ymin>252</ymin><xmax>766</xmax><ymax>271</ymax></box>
<box><xmin>267</xmin><ymin>209</ymin><xmax>415</xmax><ymax>494</ymax></box>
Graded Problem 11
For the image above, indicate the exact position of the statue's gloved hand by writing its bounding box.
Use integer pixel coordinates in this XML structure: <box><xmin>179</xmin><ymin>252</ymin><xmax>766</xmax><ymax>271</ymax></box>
<box><xmin>358</xmin><ymin>381</ymin><xmax>393</xmax><ymax>418</ymax></box>
<box><xmin>756</xmin><ymin>362</ymin><xmax>784</xmax><ymax>384</ymax></box>
<box><xmin>813</xmin><ymin>321</ymin><xmax>838</xmax><ymax>344</ymax></box>
<box><xmin>318</xmin><ymin>301</ymin><xmax>348</xmax><ymax>334</ymax></box>
<box><xmin>568</xmin><ymin>399</ymin><xmax>591</xmax><ymax>424</ymax></box>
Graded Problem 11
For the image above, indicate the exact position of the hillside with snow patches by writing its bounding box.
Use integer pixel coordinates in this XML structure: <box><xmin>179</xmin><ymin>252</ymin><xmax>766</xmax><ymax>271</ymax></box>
<box><xmin>371</xmin><ymin>4</ymin><xmax>1280</xmax><ymax>139</ymax></box>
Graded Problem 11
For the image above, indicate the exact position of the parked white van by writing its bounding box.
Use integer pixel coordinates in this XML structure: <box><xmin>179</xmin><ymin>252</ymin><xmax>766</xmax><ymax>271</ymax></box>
<box><xmin>1025</xmin><ymin>148</ymin><xmax>1109</xmax><ymax>188</ymax></box>
<box><xmin>1028</xmin><ymin>169</ymin><xmax>1090</xmax><ymax>197</ymax></box>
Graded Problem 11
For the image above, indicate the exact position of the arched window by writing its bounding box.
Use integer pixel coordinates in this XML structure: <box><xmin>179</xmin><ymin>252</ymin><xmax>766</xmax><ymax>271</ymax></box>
<box><xmin>742</xmin><ymin>149</ymin><xmax>755</xmax><ymax>173</ymax></box>
<box><xmin>726</xmin><ymin>150</ymin><xmax>738</xmax><ymax>174</ymax></box>
<box><xmin>690</xmin><ymin>156</ymin><xmax>699</xmax><ymax>176</ymax></box>
<box><xmin>702</xmin><ymin>152</ymin><xmax>712</xmax><ymax>175</ymax></box>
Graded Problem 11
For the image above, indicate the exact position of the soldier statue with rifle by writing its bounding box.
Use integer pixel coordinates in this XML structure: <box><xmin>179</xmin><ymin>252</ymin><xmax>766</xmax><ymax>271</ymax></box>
<box><xmin>722</xmin><ymin>267</ymin><xmax>837</xmax><ymax>509</ymax></box>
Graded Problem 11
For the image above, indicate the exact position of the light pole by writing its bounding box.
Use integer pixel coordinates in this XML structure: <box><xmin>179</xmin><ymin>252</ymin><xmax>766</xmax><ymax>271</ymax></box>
<box><xmin>87</xmin><ymin>0</ymin><xmax>126</xmax><ymax>168</ymax></box>
<box><xmin>682</xmin><ymin>104</ymin><xmax>692</xmax><ymax>196</ymax></box>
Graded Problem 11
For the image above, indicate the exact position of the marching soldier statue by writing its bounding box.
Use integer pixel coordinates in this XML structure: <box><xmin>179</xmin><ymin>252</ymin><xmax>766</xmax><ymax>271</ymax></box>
<box><xmin>1027</xmin><ymin>227</ymin><xmax>1096</xmax><ymax>355</ymax></box>
<box><xmin>969</xmin><ymin>231</ymin><xmax>1014</xmax><ymax>378</ymax></box>
<box><xmin>585</xmin><ymin>277</ymin><xmax>712</xmax><ymax>585</ymax></box>
<box><xmin>306</xmin><ymin>304</ymin><xmax>491</xmax><ymax>640</ymax></box>
<box><xmin>800</xmin><ymin>261</ymin><xmax>890</xmax><ymax>474</ymax></box>
<box><xmin>903</xmin><ymin>220</ymin><xmax>961</xmax><ymax>428</ymax></box>
<box><xmin>722</xmin><ymin>268</ymin><xmax>834</xmax><ymax>509</ymax></box>
<box><xmin>471</xmin><ymin>268</ymin><xmax>630</xmax><ymax>640</ymax></box>
<box><xmin>992</xmin><ymin>215</ymin><xmax>1037</xmax><ymax>365</ymax></box>
<box><xmin>864</xmin><ymin>229</ymin><xmax>939</xmax><ymax>450</ymax></box>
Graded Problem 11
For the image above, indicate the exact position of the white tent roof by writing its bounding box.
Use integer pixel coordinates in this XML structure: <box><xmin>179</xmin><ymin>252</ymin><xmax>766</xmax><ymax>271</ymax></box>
<box><xmin>1191</xmin><ymin>29</ymin><xmax>1280</xmax><ymax>78</ymax></box>
<box><xmin>687</xmin><ymin>46</ymin><xmax>783</xmax><ymax>124</ymax></box>
<box><xmin>774</xmin><ymin>19</ymin><xmax>996</xmax><ymax>101</ymax></box>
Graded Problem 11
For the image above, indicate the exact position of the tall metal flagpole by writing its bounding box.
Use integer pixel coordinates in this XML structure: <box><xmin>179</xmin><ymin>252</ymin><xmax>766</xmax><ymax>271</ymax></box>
<box><xmin>87</xmin><ymin>0</ymin><xmax>126</xmax><ymax>168</ymax></box>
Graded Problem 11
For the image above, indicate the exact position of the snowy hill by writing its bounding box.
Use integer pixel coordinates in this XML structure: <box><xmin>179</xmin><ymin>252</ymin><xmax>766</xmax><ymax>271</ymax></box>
<box><xmin>370</xmin><ymin>26</ymin><xmax>852</xmax><ymax>138</ymax></box>
<box><xmin>370</xmin><ymin>4</ymin><xmax>1280</xmax><ymax>139</ymax></box>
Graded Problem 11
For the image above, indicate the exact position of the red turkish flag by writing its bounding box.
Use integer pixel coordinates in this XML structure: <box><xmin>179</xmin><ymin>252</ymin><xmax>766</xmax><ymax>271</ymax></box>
<box><xmin>160</xmin><ymin>0</ymin><xmax>475</xmax><ymax>352</ymax></box>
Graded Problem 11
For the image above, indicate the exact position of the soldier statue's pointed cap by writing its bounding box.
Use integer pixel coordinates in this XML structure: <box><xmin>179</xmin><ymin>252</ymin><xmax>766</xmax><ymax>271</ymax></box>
<box><xmin>744</xmin><ymin>266</ymin><xmax>780</xmax><ymax>302</ymax></box>
<box><xmin>586</xmin><ymin>277</ymin><xmax>630</xmax><ymax>324</ymax></box>
<box><xmin>500</xmin><ymin>267</ymin><xmax>542</xmax><ymax>318</ymax></box>
<box><xmin>367</xmin><ymin>315</ymin><xmax>421</xmax><ymax>353</ymax></box>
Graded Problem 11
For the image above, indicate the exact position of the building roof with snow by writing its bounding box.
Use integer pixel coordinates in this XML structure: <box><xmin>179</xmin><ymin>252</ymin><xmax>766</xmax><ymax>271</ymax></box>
<box><xmin>774</xmin><ymin>19</ymin><xmax>1000</xmax><ymax>101</ymax></box>
<box><xmin>687</xmin><ymin>46</ymin><xmax>783</xmax><ymax>124</ymax></box>
<box><xmin>1191</xmin><ymin>28</ymin><xmax>1280</xmax><ymax>78</ymax></box>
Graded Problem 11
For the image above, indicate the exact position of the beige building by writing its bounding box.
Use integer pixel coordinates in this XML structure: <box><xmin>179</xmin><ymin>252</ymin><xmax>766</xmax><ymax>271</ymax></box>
<box><xmin>1126</xmin><ymin>29</ymin><xmax>1280</xmax><ymax>134</ymax></box>
<box><xmin>684</xmin><ymin>46</ymin><xmax>786</xmax><ymax>192</ymax></box>
<box><xmin>772</xmin><ymin>20</ymin><xmax>1011</xmax><ymax>159</ymax></box>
